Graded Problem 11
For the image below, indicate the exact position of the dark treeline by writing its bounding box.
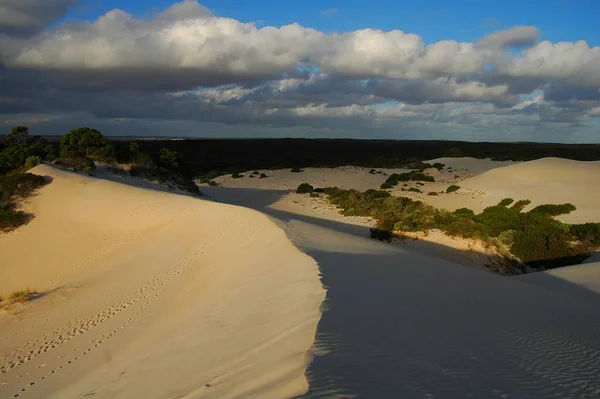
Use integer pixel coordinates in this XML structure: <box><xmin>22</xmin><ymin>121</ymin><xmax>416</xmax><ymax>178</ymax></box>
<box><xmin>105</xmin><ymin>139</ymin><xmax>600</xmax><ymax>176</ymax></box>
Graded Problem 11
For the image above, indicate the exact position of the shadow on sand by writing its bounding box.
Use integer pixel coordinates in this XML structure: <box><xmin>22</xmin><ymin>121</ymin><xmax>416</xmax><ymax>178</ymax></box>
<box><xmin>202</xmin><ymin>186</ymin><xmax>600</xmax><ymax>398</ymax></box>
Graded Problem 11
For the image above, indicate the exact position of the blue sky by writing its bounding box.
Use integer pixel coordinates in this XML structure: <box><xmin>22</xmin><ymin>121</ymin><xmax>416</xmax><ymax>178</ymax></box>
<box><xmin>69</xmin><ymin>0</ymin><xmax>599</xmax><ymax>45</ymax></box>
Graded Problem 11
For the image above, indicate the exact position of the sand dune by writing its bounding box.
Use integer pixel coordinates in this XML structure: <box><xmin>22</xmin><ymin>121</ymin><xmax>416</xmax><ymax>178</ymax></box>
<box><xmin>0</xmin><ymin>165</ymin><xmax>324</xmax><ymax>398</ymax></box>
<box><xmin>202</xmin><ymin>183</ymin><xmax>600</xmax><ymax>399</ymax></box>
<box><xmin>460</xmin><ymin>157</ymin><xmax>600</xmax><ymax>223</ymax></box>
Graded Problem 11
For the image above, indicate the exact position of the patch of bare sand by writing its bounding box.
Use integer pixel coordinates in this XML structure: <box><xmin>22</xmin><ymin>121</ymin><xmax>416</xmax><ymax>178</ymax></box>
<box><xmin>0</xmin><ymin>165</ymin><xmax>324</xmax><ymax>399</ymax></box>
<box><xmin>460</xmin><ymin>157</ymin><xmax>600</xmax><ymax>223</ymax></box>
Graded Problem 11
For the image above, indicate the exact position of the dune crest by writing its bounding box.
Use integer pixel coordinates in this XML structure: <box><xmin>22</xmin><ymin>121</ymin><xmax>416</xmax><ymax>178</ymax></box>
<box><xmin>0</xmin><ymin>165</ymin><xmax>324</xmax><ymax>398</ymax></box>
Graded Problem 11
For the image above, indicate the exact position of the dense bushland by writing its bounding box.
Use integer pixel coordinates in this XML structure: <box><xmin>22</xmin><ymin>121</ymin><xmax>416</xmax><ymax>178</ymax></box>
<box><xmin>322</xmin><ymin>187</ymin><xmax>599</xmax><ymax>270</ymax></box>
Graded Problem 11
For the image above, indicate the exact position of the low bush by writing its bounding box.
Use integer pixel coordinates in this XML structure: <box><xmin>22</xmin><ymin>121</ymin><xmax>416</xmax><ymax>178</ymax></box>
<box><xmin>369</xmin><ymin>169</ymin><xmax>376</xmax><ymax>174</ymax></box>
<box><xmin>208</xmin><ymin>180</ymin><xmax>219</xmax><ymax>186</ymax></box>
<box><xmin>427</xmin><ymin>192</ymin><xmax>439</xmax><ymax>196</ymax></box>
<box><xmin>259</xmin><ymin>173</ymin><xmax>267</xmax><ymax>179</ymax></box>
<box><xmin>528</xmin><ymin>204</ymin><xmax>576</xmax><ymax>217</ymax></box>
<box><xmin>231</xmin><ymin>172</ymin><xmax>243</xmax><ymax>179</ymax></box>
<box><xmin>446</xmin><ymin>185</ymin><xmax>460</xmax><ymax>193</ymax></box>
<box><xmin>499</xmin><ymin>198</ymin><xmax>514</xmax><ymax>207</ymax></box>
<box><xmin>291</xmin><ymin>167</ymin><xmax>303</xmax><ymax>173</ymax></box>
<box><xmin>370</xmin><ymin>228</ymin><xmax>393</xmax><ymax>242</ymax></box>
<box><xmin>296</xmin><ymin>183</ymin><xmax>314</xmax><ymax>194</ymax></box>
<box><xmin>408</xmin><ymin>187</ymin><xmax>422</xmax><ymax>193</ymax></box>
<box><xmin>323</xmin><ymin>188</ymin><xmax>598</xmax><ymax>270</ymax></box>
<box><xmin>381</xmin><ymin>171</ymin><xmax>435</xmax><ymax>189</ymax></box>
<box><xmin>25</xmin><ymin>156</ymin><xmax>41</xmax><ymax>169</ymax></box>
<box><xmin>309</xmin><ymin>192</ymin><xmax>320</xmax><ymax>198</ymax></box>
<box><xmin>512</xmin><ymin>199</ymin><xmax>531</xmax><ymax>210</ymax></box>
<box><xmin>252</xmin><ymin>171</ymin><xmax>260</xmax><ymax>175</ymax></box>
<box><xmin>0</xmin><ymin>173</ymin><xmax>47</xmax><ymax>231</ymax></box>
<box><xmin>313</xmin><ymin>188</ymin><xmax>325</xmax><ymax>193</ymax></box>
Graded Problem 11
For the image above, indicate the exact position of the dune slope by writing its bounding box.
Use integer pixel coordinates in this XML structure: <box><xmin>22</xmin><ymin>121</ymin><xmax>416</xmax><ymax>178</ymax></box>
<box><xmin>460</xmin><ymin>157</ymin><xmax>600</xmax><ymax>223</ymax></box>
<box><xmin>0</xmin><ymin>165</ymin><xmax>324</xmax><ymax>398</ymax></box>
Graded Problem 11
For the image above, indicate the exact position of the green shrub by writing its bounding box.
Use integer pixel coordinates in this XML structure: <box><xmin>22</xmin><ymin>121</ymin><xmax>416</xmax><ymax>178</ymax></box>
<box><xmin>322</xmin><ymin>187</ymin><xmax>596</xmax><ymax>270</ymax></box>
<box><xmin>309</xmin><ymin>192</ymin><xmax>320</xmax><ymax>198</ymax></box>
<box><xmin>231</xmin><ymin>173</ymin><xmax>243</xmax><ymax>179</ymax></box>
<box><xmin>427</xmin><ymin>192</ymin><xmax>439</xmax><ymax>196</ymax></box>
<box><xmin>446</xmin><ymin>185</ymin><xmax>460</xmax><ymax>193</ymax></box>
<box><xmin>291</xmin><ymin>167</ymin><xmax>303</xmax><ymax>173</ymax></box>
<box><xmin>381</xmin><ymin>171</ymin><xmax>434</xmax><ymax>188</ymax></box>
<box><xmin>369</xmin><ymin>169</ymin><xmax>376</xmax><ymax>174</ymax></box>
<box><xmin>24</xmin><ymin>156</ymin><xmax>41</xmax><ymax>169</ymax></box>
<box><xmin>296</xmin><ymin>183</ymin><xmax>314</xmax><ymax>194</ymax></box>
<box><xmin>528</xmin><ymin>204</ymin><xmax>576</xmax><ymax>217</ymax></box>
<box><xmin>512</xmin><ymin>199</ymin><xmax>531</xmax><ymax>210</ymax></box>
<box><xmin>499</xmin><ymin>198</ymin><xmax>514</xmax><ymax>207</ymax></box>
<box><xmin>259</xmin><ymin>173</ymin><xmax>267</xmax><ymax>179</ymax></box>
<box><xmin>370</xmin><ymin>228</ymin><xmax>393</xmax><ymax>242</ymax></box>
<box><xmin>570</xmin><ymin>223</ymin><xmax>600</xmax><ymax>246</ymax></box>
<box><xmin>0</xmin><ymin>173</ymin><xmax>47</xmax><ymax>231</ymax></box>
<box><xmin>208</xmin><ymin>180</ymin><xmax>219</xmax><ymax>186</ymax></box>
<box><xmin>380</xmin><ymin>182</ymin><xmax>393</xmax><ymax>189</ymax></box>
<box><xmin>416</xmin><ymin>182</ymin><xmax>424</xmax><ymax>186</ymax></box>
<box><xmin>313</xmin><ymin>188</ymin><xmax>325</xmax><ymax>193</ymax></box>
<box><xmin>252</xmin><ymin>171</ymin><xmax>260</xmax><ymax>175</ymax></box>
<box><xmin>408</xmin><ymin>187</ymin><xmax>422</xmax><ymax>193</ymax></box>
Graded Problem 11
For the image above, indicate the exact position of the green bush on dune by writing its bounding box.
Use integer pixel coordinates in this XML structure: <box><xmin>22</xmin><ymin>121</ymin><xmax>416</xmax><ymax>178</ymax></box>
<box><xmin>0</xmin><ymin>173</ymin><xmax>47</xmax><ymax>231</ymax></box>
<box><xmin>323</xmin><ymin>187</ymin><xmax>599</xmax><ymax>271</ymax></box>
<box><xmin>380</xmin><ymin>171</ymin><xmax>434</xmax><ymax>189</ymax></box>
<box><xmin>446</xmin><ymin>185</ymin><xmax>460</xmax><ymax>193</ymax></box>
<box><xmin>296</xmin><ymin>183</ymin><xmax>314</xmax><ymax>194</ymax></box>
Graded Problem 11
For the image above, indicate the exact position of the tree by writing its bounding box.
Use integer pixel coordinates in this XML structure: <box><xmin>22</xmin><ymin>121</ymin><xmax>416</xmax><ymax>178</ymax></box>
<box><xmin>60</xmin><ymin>128</ymin><xmax>114</xmax><ymax>160</ymax></box>
<box><xmin>159</xmin><ymin>148</ymin><xmax>181</xmax><ymax>170</ymax></box>
<box><xmin>5</xmin><ymin>126</ymin><xmax>29</xmax><ymax>144</ymax></box>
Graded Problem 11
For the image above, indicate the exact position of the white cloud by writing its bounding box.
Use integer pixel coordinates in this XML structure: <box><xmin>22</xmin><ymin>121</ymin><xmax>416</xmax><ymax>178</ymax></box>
<box><xmin>0</xmin><ymin>0</ymin><xmax>598</xmax><ymax>141</ymax></box>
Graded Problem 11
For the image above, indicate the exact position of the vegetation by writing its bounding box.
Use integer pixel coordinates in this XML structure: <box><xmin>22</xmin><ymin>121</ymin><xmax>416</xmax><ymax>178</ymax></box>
<box><xmin>126</xmin><ymin>143</ymin><xmax>200</xmax><ymax>195</ymax></box>
<box><xmin>0</xmin><ymin>288</ymin><xmax>38</xmax><ymax>308</ymax></box>
<box><xmin>446</xmin><ymin>185</ymin><xmax>460</xmax><ymax>193</ymax></box>
<box><xmin>0</xmin><ymin>173</ymin><xmax>47</xmax><ymax>231</ymax></box>
<box><xmin>259</xmin><ymin>173</ymin><xmax>268</xmax><ymax>179</ymax></box>
<box><xmin>231</xmin><ymin>172</ymin><xmax>243</xmax><ymax>179</ymax></box>
<box><xmin>446</xmin><ymin>147</ymin><xmax>464</xmax><ymax>158</ymax></box>
<box><xmin>512</xmin><ymin>199</ymin><xmax>531</xmax><ymax>210</ymax></box>
<box><xmin>499</xmin><ymin>198</ymin><xmax>514</xmax><ymax>207</ymax></box>
<box><xmin>380</xmin><ymin>171</ymin><xmax>434</xmax><ymax>189</ymax></box>
<box><xmin>428</xmin><ymin>192</ymin><xmax>439</xmax><ymax>196</ymax></box>
<box><xmin>291</xmin><ymin>167</ymin><xmax>304</xmax><ymax>173</ymax></box>
<box><xmin>408</xmin><ymin>187</ymin><xmax>422</xmax><ymax>193</ymax></box>
<box><xmin>296</xmin><ymin>183</ymin><xmax>314</xmax><ymax>194</ymax></box>
<box><xmin>323</xmin><ymin>187</ymin><xmax>599</xmax><ymax>271</ymax></box>
<box><xmin>108</xmin><ymin>138</ymin><xmax>600</xmax><ymax>178</ymax></box>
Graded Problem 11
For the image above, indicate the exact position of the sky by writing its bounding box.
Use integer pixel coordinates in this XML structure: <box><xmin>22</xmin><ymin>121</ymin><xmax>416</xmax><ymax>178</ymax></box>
<box><xmin>0</xmin><ymin>0</ymin><xmax>599</xmax><ymax>142</ymax></box>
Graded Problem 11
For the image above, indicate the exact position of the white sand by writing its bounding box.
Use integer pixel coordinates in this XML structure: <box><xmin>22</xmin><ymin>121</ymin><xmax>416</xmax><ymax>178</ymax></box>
<box><xmin>460</xmin><ymin>157</ymin><xmax>600</xmax><ymax>223</ymax></box>
<box><xmin>0</xmin><ymin>165</ymin><xmax>324</xmax><ymax>398</ymax></box>
<box><xmin>202</xmin><ymin>163</ymin><xmax>600</xmax><ymax>398</ymax></box>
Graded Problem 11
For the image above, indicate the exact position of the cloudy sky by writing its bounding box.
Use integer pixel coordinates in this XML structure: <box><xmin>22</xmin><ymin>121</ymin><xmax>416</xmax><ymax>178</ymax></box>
<box><xmin>0</xmin><ymin>0</ymin><xmax>599</xmax><ymax>142</ymax></box>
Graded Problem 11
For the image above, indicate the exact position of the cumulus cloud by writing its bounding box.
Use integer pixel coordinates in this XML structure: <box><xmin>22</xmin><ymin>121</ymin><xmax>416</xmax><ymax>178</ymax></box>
<box><xmin>0</xmin><ymin>0</ymin><xmax>598</xmax><ymax>141</ymax></box>
<box><xmin>0</xmin><ymin>0</ymin><xmax>75</xmax><ymax>35</ymax></box>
